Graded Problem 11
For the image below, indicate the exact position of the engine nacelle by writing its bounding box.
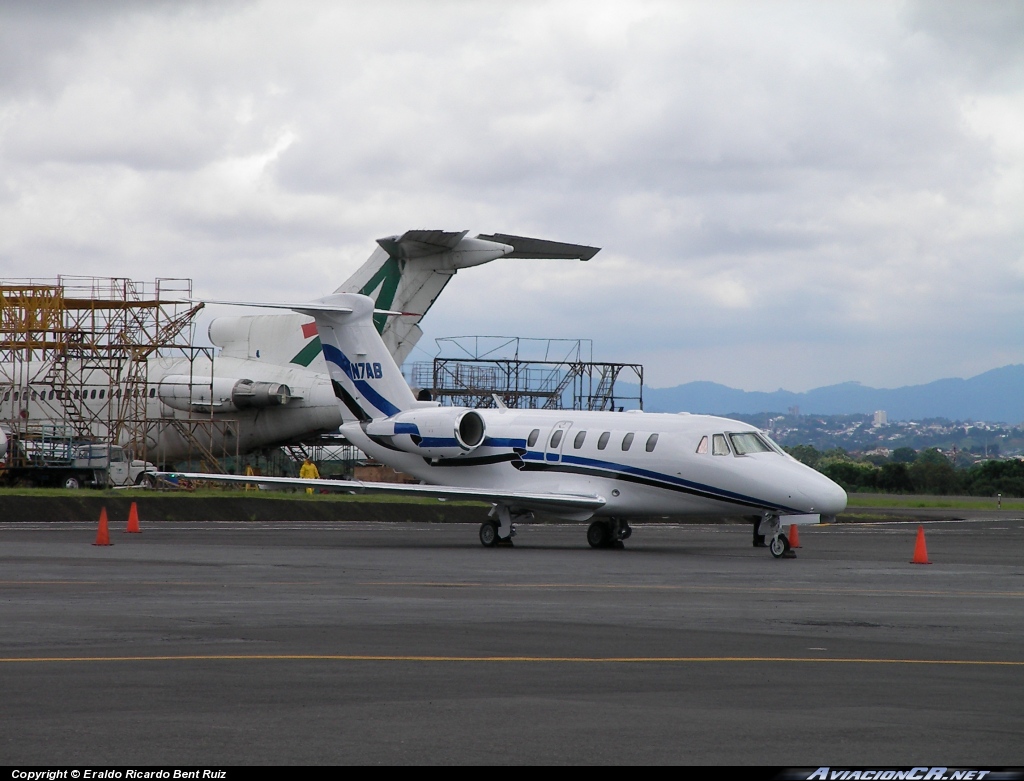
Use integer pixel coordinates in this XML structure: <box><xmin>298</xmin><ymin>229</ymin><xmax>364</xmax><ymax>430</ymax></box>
<box><xmin>365</xmin><ymin>408</ymin><xmax>486</xmax><ymax>458</ymax></box>
<box><xmin>158</xmin><ymin>375</ymin><xmax>291</xmax><ymax>414</ymax></box>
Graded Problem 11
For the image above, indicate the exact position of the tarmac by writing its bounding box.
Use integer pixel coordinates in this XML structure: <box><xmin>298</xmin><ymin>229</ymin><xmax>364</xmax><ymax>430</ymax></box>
<box><xmin>0</xmin><ymin>511</ymin><xmax>1022</xmax><ymax>765</ymax></box>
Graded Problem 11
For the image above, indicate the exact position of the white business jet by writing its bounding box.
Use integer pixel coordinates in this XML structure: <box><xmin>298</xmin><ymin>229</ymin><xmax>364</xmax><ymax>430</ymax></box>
<box><xmin>166</xmin><ymin>293</ymin><xmax>848</xmax><ymax>558</ymax></box>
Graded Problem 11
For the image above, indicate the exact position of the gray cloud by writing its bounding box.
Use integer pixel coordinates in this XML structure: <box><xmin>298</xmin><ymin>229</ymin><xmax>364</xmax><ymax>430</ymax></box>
<box><xmin>1</xmin><ymin>0</ymin><xmax>1022</xmax><ymax>392</ymax></box>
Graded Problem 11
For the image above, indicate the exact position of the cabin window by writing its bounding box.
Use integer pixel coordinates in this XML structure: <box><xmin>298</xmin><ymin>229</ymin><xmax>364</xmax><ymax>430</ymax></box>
<box><xmin>712</xmin><ymin>434</ymin><xmax>730</xmax><ymax>455</ymax></box>
<box><xmin>12</xmin><ymin>392</ymin><xmax>17</xmax><ymax>402</ymax></box>
<box><xmin>550</xmin><ymin>430</ymin><xmax>563</xmax><ymax>448</ymax></box>
<box><xmin>114</xmin><ymin>388</ymin><xmax>121</xmax><ymax>399</ymax></box>
<box><xmin>90</xmin><ymin>389</ymin><xmax>97</xmax><ymax>399</ymax></box>
<box><xmin>646</xmin><ymin>433</ymin><xmax>659</xmax><ymax>452</ymax></box>
<box><xmin>574</xmin><ymin>431</ymin><xmax>586</xmax><ymax>449</ymax></box>
<box><xmin>149</xmin><ymin>388</ymin><xmax>156</xmax><ymax>398</ymax></box>
<box><xmin>32</xmin><ymin>390</ymin><xmax>38</xmax><ymax>400</ymax></box>
<box><xmin>696</xmin><ymin>436</ymin><xmax>708</xmax><ymax>454</ymax></box>
<box><xmin>729</xmin><ymin>432</ymin><xmax>772</xmax><ymax>455</ymax></box>
<box><xmin>74</xmin><ymin>390</ymin><xmax>80</xmax><ymax>399</ymax></box>
<box><xmin>598</xmin><ymin>432</ymin><xmax>610</xmax><ymax>450</ymax></box>
<box><xmin>621</xmin><ymin>432</ymin><xmax>634</xmax><ymax>451</ymax></box>
<box><xmin>527</xmin><ymin>428</ymin><xmax>539</xmax><ymax>447</ymax></box>
<box><xmin>48</xmin><ymin>390</ymin><xmax>54</xmax><ymax>400</ymax></box>
<box><xmin>99</xmin><ymin>389</ymin><xmax>105</xmax><ymax>399</ymax></box>
<box><xmin>3</xmin><ymin>391</ymin><xmax>9</xmax><ymax>401</ymax></box>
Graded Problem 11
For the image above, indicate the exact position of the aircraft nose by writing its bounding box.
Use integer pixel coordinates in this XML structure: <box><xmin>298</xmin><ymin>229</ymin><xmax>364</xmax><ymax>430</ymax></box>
<box><xmin>810</xmin><ymin>476</ymin><xmax>848</xmax><ymax>516</ymax></box>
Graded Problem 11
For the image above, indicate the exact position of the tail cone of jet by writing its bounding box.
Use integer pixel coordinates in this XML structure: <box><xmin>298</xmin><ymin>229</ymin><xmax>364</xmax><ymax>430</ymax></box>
<box><xmin>911</xmin><ymin>525</ymin><xmax>930</xmax><ymax>564</ymax></box>
<box><xmin>125</xmin><ymin>502</ymin><xmax>141</xmax><ymax>534</ymax></box>
<box><xmin>93</xmin><ymin>508</ymin><xmax>112</xmax><ymax>547</ymax></box>
<box><xmin>788</xmin><ymin>523</ymin><xmax>801</xmax><ymax>549</ymax></box>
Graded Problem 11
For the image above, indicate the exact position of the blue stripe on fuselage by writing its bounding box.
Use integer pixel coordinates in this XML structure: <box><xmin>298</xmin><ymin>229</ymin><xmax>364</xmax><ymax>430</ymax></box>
<box><xmin>517</xmin><ymin>450</ymin><xmax>799</xmax><ymax>513</ymax></box>
<box><xmin>419</xmin><ymin>437</ymin><xmax>462</xmax><ymax>449</ymax></box>
<box><xmin>483</xmin><ymin>437</ymin><xmax>528</xmax><ymax>449</ymax></box>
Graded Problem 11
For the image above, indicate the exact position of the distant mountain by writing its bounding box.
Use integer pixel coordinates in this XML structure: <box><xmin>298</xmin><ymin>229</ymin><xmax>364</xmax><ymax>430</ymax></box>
<box><xmin>622</xmin><ymin>364</ymin><xmax>1024</xmax><ymax>424</ymax></box>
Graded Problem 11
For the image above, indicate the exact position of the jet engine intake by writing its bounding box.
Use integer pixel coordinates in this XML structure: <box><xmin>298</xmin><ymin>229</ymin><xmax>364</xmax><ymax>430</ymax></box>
<box><xmin>159</xmin><ymin>375</ymin><xmax>291</xmax><ymax>413</ymax></box>
<box><xmin>366</xmin><ymin>408</ymin><xmax>486</xmax><ymax>457</ymax></box>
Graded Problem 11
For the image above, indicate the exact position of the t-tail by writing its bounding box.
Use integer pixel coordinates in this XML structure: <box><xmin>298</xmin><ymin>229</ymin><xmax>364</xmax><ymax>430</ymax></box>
<box><xmin>293</xmin><ymin>293</ymin><xmax>419</xmax><ymax>423</ymax></box>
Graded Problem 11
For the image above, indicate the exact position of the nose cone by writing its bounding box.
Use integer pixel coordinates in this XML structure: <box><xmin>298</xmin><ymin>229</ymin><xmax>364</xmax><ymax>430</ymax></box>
<box><xmin>808</xmin><ymin>473</ymin><xmax>848</xmax><ymax>517</ymax></box>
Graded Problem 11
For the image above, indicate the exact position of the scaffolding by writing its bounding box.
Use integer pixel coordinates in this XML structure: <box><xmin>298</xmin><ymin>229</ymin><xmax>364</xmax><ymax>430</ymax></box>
<box><xmin>409</xmin><ymin>336</ymin><xmax>643</xmax><ymax>411</ymax></box>
<box><xmin>0</xmin><ymin>276</ymin><xmax>223</xmax><ymax>463</ymax></box>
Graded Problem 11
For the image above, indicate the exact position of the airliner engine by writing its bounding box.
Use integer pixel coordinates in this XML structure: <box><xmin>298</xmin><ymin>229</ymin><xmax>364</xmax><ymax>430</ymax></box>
<box><xmin>158</xmin><ymin>375</ymin><xmax>291</xmax><ymax>414</ymax></box>
<box><xmin>365</xmin><ymin>408</ymin><xmax>486</xmax><ymax>458</ymax></box>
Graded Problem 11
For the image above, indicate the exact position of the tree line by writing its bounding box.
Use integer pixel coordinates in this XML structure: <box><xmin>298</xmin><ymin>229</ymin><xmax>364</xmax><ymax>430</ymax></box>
<box><xmin>785</xmin><ymin>445</ymin><xmax>1024</xmax><ymax>496</ymax></box>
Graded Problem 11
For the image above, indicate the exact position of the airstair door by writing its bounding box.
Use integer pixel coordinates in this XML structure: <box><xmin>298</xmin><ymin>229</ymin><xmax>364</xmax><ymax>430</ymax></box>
<box><xmin>544</xmin><ymin>420</ymin><xmax>573</xmax><ymax>463</ymax></box>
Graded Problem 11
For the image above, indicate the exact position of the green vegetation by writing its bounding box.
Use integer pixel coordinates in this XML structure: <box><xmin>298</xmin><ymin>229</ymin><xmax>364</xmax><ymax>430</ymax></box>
<box><xmin>787</xmin><ymin>444</ymin><xmax>1024</xmax><ymax>497</ymax></box>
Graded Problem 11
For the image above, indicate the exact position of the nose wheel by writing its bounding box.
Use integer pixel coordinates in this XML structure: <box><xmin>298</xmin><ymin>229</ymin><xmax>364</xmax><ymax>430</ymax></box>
<box><xmin>769</xmin><ymin>532</ymin><xmax>792</xmax><ymax>558</ymax></box>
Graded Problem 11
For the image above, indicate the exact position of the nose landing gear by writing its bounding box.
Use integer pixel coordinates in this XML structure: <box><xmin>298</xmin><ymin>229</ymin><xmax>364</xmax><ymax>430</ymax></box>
<box><xmin>760</xmin><ymin>512</ymin><xmax>796</xmax><ymax>559</ymax></box>
<box><xmin>769</xmin><ymin>532</ymin><xmax>791</xmax><ymax>559</ymax></box>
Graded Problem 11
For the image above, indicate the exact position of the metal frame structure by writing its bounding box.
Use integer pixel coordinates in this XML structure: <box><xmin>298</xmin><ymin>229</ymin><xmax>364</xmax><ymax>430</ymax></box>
<box><xmin>0</xmin><ymin>276</ymin><xmax>237</xmax><ymax>468</ymax></box>
<box><xmin>409</xmin><ymin>336</ymin><xmax>643</xmax><ymax>411</ymax></box>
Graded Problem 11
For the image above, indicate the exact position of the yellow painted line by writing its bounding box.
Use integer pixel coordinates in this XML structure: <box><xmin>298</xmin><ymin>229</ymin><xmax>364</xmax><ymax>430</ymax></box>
<box><xmin>0</xmin><ymin>654</ymin><xmax>1021</xmax><ymax>666</ymax></box>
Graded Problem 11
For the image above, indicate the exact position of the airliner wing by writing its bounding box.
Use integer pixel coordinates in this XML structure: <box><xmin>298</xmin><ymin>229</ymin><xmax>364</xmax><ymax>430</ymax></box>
<box><xmin>157</xmin><ymin>471</ymin><xmax>606</xmax><ymax>514</ymax></box>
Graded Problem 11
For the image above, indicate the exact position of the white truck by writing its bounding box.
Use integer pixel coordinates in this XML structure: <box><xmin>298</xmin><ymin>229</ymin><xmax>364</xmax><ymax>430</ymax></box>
<box><xmin>0</xmin><ymin>433</ymin><xmax>158</xmax><ymax>489</ymax></box>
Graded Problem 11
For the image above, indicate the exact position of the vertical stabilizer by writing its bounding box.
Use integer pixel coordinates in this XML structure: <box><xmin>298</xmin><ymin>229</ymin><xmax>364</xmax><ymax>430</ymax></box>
<box><xmin>294</xmin><ymin>294</ymin><xmax>417</xmax><ymax>422</ymax></box>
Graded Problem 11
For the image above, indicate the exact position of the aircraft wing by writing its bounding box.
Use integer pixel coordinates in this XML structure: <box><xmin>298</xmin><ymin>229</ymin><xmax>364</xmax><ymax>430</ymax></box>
<box><xmin>157</xmin><ymin>471</ymin><xmax>607</xmax><ymax>514</ymax></box>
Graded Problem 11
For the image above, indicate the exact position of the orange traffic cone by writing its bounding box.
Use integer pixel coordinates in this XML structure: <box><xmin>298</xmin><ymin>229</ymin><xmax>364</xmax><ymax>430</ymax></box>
<box><xmin>93</xmin><ymin>507</ymin><xmax>112</xmax><ymax>546</ymax></box>
<box><xmin>911</xmin><ymin>525</ymin><xmax>930</xmax><ymax>564</ymax></box>
<box><xmin>125</xmin><ymin>501</ymin><xmax>141</xmax><ymax>533</ymax></box>
<box><xmin>788</xmin><ymin>523</ymin><xmax>801</xmax><ymax>549</ymax></box>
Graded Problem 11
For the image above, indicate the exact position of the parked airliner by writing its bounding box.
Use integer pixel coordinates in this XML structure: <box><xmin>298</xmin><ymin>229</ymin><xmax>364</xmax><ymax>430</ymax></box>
<box><xmin>167</xmin><ymin>293</ymin><xmax>848</xmax><ymax>557</ymax></box>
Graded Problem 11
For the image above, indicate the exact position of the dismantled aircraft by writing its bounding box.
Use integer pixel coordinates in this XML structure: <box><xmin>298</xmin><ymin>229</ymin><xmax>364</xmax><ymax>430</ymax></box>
<box><xmin>0</xmin><ymin>231</ymin><xmax>597</xmax><ymax>467</ymax></box>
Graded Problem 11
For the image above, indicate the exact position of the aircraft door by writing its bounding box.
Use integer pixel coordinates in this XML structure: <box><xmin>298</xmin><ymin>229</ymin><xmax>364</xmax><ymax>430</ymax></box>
<box><xmin>544</xmin><ymin>421</ymin><xmax>573</xmax><ymax>463</ymax></box>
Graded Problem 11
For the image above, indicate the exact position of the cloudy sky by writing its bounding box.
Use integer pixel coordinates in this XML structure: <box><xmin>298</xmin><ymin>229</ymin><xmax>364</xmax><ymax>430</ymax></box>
<box><xmin>1</xmin><ymin>0</ymin><xmax>1022</xmax><ymax>392</ymax></box>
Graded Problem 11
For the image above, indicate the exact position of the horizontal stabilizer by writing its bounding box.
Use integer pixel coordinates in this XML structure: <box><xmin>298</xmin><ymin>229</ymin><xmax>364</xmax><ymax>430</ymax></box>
<box><xmin>475</xmin><ymin>233</ymin><xmax>600</xmax><ymax>261</ymax></box>
<box><xmin>376</xmin><ymin>230</ymin><xmax>470</xmax><ymax>259</ymax></box>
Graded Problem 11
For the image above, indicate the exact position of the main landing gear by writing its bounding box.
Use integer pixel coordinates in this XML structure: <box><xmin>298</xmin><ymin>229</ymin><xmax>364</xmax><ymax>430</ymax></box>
<box><xmin>758</xmin><ymin>512</ymin><xmax>795</xmax><ymax>559</ymax></box>
<box><xmin>478</xmin><ymin>521</ymin><xmax>515</xmax><ymax>547</ymax></box>
<box><xmin>479</xmin><ymin>505</ymin><xmax>526</xmax><ymax>547</ymax></box>
<box><xmin>586</xmin><ymin>518</ymin><xmax>632</xmax><ymax>549</ymax></box>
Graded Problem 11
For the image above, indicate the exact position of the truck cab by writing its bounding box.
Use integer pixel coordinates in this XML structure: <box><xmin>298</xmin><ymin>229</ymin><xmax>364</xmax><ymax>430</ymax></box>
<box><xmin>73</xmin><ymin>443</ymin><xmax>158</xmax><ymax>488</ymax></box>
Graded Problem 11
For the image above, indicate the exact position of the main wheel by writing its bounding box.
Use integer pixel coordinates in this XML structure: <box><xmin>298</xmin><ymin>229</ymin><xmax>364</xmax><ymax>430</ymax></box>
<box><xmin>479</xmin><ymin>521</ymin><xmax>498</xmax><ymax>547</ymax></box>
<box><xmin>587</xmin><ymin>521</ymin><xmax>609</xmax><ymax>548</ymax></box>
<box><xmin>63</xmin><ymin>476</ymin><xmax>81</xmax><ymax>490</ymax></box>
<box><xmin>769</xmin><ymin>533</ymin><xmax>790</xmax><ymax>558</ymax></box>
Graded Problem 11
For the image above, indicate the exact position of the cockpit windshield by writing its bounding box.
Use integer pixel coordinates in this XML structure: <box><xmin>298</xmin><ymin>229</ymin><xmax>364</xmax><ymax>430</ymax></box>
<box><xmin>728</xmin><ymin>432</ymin><xmax>774</xmax><ymax>455</ymax></box>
